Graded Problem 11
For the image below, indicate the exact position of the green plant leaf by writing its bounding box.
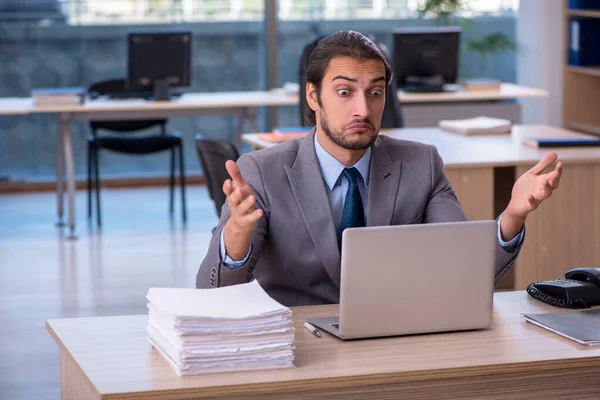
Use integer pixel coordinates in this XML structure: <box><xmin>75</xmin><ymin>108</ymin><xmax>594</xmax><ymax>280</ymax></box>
<box><xmin>417</xmin><ymin>0</ymin><xmax>467</xmax><ymax>25</ymax></box>
<box><xmin>466</xmin><ymin>33</ymin><xmax>517</xmax><ymax>56</ymax></box>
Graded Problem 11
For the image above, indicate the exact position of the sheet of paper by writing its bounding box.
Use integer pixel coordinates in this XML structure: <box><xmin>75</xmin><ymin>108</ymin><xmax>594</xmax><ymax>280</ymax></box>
<box><xmin>146</xmin><ymin>280</ymin><xmax>290</xmax><ymax>320</ymax></box>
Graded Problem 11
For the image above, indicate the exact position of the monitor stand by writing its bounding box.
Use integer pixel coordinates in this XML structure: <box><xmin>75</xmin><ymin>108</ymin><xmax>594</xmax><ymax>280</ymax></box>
<box><xmin>402</xmin><ymin>75</ymin><xmax>447</xmax><ymax>93</ymax></box>
<box><xmin>402</xmin><ymin>83</ymin><xmax>445</xmax><ymax>93</ymax></box>
<box><xmin>153</xmin><ymin>79</ymin><xmax>171</xmax><ymax>101</ymax></box>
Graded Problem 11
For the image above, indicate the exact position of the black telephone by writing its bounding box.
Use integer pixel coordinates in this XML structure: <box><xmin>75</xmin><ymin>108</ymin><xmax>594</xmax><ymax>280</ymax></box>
<box><xmin>526</xmin><ymin>268</ymin><xmax>600</xmax><ymax>309</ymax></box>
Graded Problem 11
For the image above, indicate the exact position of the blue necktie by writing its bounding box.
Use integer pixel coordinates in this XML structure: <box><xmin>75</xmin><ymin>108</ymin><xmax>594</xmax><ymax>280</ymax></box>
<box><xmin>339</xmin><ymin>167</ymin><xmax>365</xmax><ymax>247</ymax></box>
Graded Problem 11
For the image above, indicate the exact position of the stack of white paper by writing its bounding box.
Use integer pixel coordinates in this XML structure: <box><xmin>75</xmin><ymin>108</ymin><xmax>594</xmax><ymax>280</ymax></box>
<box><xmin>146</xmin><ymin>280</ymin><xmax>295</xmax><ymax>376</ymax></box>
<box><xmin>439</xmin><ymin>116</ymin><xmax>512</xmax><ymax>136</ymax></box>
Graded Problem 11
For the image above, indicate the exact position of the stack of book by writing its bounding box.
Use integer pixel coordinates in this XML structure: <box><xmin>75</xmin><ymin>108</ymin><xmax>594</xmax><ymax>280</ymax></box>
<box><xmin>461</xmin><ymin>79</ymin><xmax>501</xmax><ymax>92</ymax></box>
<box><xmin>146</xmin><ymin>280</ymin><xmax>295</xmax><ymax>376</ymax></box>
<box><xmin>31</xmin><ymin>87</ymin><xmax>85</xmax><ymax>106</ymax></box>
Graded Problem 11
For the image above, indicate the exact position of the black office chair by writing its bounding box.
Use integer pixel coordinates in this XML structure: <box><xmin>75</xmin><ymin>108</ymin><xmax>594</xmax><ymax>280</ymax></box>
<box><xmin>195</xmin><ymin>135</ymin><xmax>240</xmax><ymax>217</ymax></box>
<box><xmin>376</xmin><ymin>41</ymin><xmax>404</xmax><ymax>129</ymax></box>
<box><xmin>298</xmin><ymin>35</ymin><xmax>325</xmax><ymax>125</ymax></box>
<box><xmin>297</xmin><ymin>36</ymin><xmax>404</xmax><ymax>129</ymax></box>
<box><xmin>87</xmin><ymin>79</ymin><xmax>187</xmax><ymax>226</ymax></box>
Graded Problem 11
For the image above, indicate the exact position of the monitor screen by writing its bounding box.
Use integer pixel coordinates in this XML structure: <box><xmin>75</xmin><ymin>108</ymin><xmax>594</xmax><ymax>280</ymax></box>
<box><xmin>127</xmin><ymin>31</ymin><xmax>191</xmax><ymax>91</ymax></box>
<box><xmin>392</xmin><ymin>27</ymin><xmax>461</xmax><ymax>91</ymax></box>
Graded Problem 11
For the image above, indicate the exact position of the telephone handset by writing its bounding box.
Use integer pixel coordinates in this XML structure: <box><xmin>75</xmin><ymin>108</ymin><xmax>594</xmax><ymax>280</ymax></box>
<box><xmin>526</xmin><ymin>268</ymin><xmax>600</xmax><ymax>309</ymax></box>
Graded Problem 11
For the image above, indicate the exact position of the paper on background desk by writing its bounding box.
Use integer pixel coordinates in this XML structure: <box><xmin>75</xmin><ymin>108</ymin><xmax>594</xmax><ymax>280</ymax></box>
<box><xmin>146</xmin><ymin>280</ymin><xmax>295</xmax><ymax>375</ymax></box>
<box><xmin>439</xmin><ymin>116</ymin><xmax>512</xmax><ymax>136</ymax></box>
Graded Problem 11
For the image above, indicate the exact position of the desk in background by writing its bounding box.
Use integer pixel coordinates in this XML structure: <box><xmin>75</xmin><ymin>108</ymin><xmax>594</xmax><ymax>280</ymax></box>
<box><xmin>243</xmin><ymin>125</ymin><xmax>600</xmax><ymax>290</ymax></box>
<box><xmin>275</xmin><ymin>83</ymin><xmax>549</xmax><ymax>127</ymax></box>
<box><xmin>397</xmin><ymin>82</ymin><xmax>548</xmax><ymax>127</ymax></box>
<box><xmin>0</xmin><ymin>84</ymin><xmax>546</xmax><ymax>235</ymax></box>
<box><xmin>46</xmin><ymin>291</ymin><xmax>600</xmax><ymax>400</ymax></box>
<box><xmin>0</xmin><ymin>91</ymin><xmax>297</xmax><ymax>236</ymax></box>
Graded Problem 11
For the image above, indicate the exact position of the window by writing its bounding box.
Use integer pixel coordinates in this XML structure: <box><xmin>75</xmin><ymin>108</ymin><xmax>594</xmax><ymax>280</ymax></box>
<box><xmin>58</xmin><ymin>0</ymin><xmax>265</xmax><ymax>25</ymax></box>
<box><xmin>0</xmin><ymin>0</ymin><xmax>265</xmax><ymax>181</ymax></box>
<box><xmin>275</xmin><ymin>0</ymin><xmax>520</xmax><ymax>127</ymax></box>
<box><xmin>0</xmin><ymin>0</ymin><xmax>520</xmax><ymax>181</ymax></box>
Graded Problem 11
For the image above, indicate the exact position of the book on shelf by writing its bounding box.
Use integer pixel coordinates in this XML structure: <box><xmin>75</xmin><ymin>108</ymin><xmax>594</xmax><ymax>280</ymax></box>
<box><xmin>569</xmin><ymin>0</ymin><xmax>600</xmax><ymax>10</ymax></box>
<box><xmin>568</xmin><ymin>18</ymin><xmax>600</xmax><ymax>66</ymax></box>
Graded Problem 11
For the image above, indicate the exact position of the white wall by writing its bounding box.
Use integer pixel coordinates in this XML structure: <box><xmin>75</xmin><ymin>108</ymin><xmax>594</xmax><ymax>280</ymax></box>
<box><xmin>517</xmin><ymin>0</ymin><xmax>563</xmax><ymax>126</ymax></box>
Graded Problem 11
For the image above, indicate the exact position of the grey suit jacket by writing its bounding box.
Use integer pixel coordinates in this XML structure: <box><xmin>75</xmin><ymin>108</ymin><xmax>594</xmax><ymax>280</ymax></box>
<box><xmin>197</xmin><ymin>132</ymin><xmax>522</xmax><ymax>306</ymax></box>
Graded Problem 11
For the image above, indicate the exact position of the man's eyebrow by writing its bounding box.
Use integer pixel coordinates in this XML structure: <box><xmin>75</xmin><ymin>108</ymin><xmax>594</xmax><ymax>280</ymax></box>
<box><xmin>331</xmin><ymin>75</ymin><xmax>386</xmax><ymax>84</ymax></box>
<box><xmin>331</xmin><ymin>75</ymin><xmax>357</xmax><ymax>82</ymax></box>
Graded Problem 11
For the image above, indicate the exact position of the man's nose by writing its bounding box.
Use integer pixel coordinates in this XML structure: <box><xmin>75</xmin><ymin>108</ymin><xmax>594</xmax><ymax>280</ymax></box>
<box><xmin>351</xmin><ymin>93</ymin><xmax>370</xmax><ymax>118</ymax></box>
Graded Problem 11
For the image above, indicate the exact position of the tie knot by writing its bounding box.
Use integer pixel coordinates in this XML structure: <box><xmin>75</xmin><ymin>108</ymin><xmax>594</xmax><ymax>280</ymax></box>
<box><xmin>342</xmin><ymin>167</ymin><xmax>361</xmax><ymax>185</ymax></box>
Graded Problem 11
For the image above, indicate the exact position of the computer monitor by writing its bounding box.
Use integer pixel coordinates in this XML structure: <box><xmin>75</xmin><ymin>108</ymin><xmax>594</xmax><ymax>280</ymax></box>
<box><xmin>127</xmin><ymin>31</ymin><xmax>192</xmax><ymax>100</ymax></box>
<box><xmin>392</xmin><ymin>26</ymin><xmax>461</xmax><ymax>93</ymax></box>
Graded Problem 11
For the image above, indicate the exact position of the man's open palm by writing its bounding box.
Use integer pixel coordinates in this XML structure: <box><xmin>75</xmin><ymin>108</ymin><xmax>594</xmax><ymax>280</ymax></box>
<box><xmin>508</xmin><ymin>152</ymin><xmax>563</xmax><ymax>219</ymax></box>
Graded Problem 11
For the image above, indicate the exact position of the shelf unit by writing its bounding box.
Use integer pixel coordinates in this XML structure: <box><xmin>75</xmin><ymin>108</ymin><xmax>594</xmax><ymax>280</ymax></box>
<box><xmin>565</xmin><ymin>65</ymin><xmax>600</xmax><ymax>77</ymax></box>
<box><xmin>563</xmin><ymin>1</ymin><xmax>600</xmax><ymax>135</ymax></box>
<box><xmin>568</xmin><ymin>9</ymin><xmax>600</xmax><ymax>18</ymax></box>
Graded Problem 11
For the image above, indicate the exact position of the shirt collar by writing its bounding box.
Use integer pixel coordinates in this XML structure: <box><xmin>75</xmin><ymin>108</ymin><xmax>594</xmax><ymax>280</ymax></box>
<box><xmin>314</xmin><ymin>131</ymin><xmax>371</xmax><ymax>190</ymax></box>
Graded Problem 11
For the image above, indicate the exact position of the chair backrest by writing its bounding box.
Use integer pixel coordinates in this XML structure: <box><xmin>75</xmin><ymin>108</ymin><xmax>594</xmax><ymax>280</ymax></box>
<box><xmin>377</xmin><ymin>42</ymin><xmax>404</xmax><ymax>129</ymax></box>
<box><xmin>195</xmin><ymin>135</ymin><xmax>240</xmax><ymax>217</ymax></box>
<box><xmin>298</xmin><ymin>35</ymin><xmax>325</xmax><ymax>126</ymax></box>
<box><xmin>88</xmin><ymin>79</ymin><xmax>167</xmax><ymax>133</ymax></box>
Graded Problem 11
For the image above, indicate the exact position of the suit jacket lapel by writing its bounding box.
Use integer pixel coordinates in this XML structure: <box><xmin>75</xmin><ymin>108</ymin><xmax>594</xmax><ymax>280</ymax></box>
<box><xmin>367</xmin><ymin>137</ymin><xmax>402</xmax><ymax>227</ymax></box>
<box><xmin>284</xmin><ymin>132</ymin><xmax>341</xmax><ymax>288</ymax></box>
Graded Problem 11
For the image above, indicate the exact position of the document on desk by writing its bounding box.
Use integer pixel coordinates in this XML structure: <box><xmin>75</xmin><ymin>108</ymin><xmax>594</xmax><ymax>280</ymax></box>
<box><xmin>439</xmin><ymin>116</ymin><xmax>512</xmax><ymax>136</ymax></box>
<box><xmin>523</xmin><ymin>308</ymin><xmax>600</xmax><ymax>346</ymax></box>
<box><xmin>146</xmin><ymin>280</ymin><xmax>295</xmax><ymax>375</ymax></box>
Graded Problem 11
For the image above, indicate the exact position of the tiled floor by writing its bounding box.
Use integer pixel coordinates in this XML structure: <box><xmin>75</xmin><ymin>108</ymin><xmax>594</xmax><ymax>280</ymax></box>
<box><xmin>0</xmin><ymin>185</ymin><xmax>219</xmax><ymax>399</ymax></box>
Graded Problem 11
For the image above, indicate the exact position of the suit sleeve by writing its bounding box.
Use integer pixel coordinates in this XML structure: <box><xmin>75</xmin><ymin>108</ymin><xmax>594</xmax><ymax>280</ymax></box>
<box><xmin>196</xmin><ymin>154</ymin><xmax>270</xmax><ymax>289</ymax></box>
<box><xmin>424</xmin><ymin>145</ymin><xmax>524</xmax><ymax>286</ymax></box>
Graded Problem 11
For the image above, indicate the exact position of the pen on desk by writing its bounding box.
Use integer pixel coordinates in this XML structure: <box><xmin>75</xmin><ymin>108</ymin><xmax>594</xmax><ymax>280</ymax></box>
<box><xmin>304</xmin><ymin>322</ymin><xmax>321</xmax><ymax>338</ymax></box>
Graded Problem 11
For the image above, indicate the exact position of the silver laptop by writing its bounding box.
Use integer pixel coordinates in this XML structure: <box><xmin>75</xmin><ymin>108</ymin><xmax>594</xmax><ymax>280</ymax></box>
<box><xmin>307</xmin><ymin>220</ymin><xmax>497</xmax><ymax>340</ymax></box>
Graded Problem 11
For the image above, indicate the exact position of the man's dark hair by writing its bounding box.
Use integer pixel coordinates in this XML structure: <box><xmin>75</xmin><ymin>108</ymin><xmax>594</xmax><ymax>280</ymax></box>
<box><xmin>303</xmin><ymin>30</ymin><xmax>393</xmax><ymax>126</ymax></box>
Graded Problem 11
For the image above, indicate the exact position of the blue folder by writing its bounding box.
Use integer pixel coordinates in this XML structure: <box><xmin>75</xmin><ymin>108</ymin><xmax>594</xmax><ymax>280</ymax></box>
<box><xmin>526</xmin><ymin>138</ymin><xmax>600</xmax><ymax>148</ymax></box>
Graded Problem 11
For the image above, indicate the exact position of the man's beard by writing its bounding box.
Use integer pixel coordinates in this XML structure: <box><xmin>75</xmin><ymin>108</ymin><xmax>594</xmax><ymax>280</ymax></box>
<box><xmin>320</xmin><ymin>108</ymin><xmax>378</xmax><ymax>151</ymax></box>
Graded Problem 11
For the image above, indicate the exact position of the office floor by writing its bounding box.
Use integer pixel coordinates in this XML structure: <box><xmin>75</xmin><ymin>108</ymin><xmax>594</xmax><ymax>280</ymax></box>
<box><xmin>0</xmin><ymin>186</ymin><xmax>219</xmax><ymax>400</ymax></box>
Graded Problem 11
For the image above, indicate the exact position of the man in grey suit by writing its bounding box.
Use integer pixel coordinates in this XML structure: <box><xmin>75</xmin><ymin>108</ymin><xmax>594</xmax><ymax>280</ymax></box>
<box><xmin>197</xmin><ymin>30</ymin><xmax>563</xmax><ymax>307</ymax></box>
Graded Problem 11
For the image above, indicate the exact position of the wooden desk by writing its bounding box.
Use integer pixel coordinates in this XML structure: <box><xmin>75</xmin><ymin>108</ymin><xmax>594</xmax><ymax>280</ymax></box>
<box><xmin>242</xmin><ymin>125</ymin><xmax>600</xmax><ymax>289</ymax></box>
<box><xmin>46</xmin><ymin>291</ymin><xmax>600</xmax><ymax>400</ymax></box>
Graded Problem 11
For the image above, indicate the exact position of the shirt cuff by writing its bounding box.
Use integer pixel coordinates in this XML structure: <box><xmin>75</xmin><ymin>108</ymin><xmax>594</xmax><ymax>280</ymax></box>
<box><xmin>219</xmin><ymin>228</ymin><xmax>252</xmax><ymax>270</ymax></box>
<box><xmin>497</xmin><ymin>212</ymin><xmax>524</xmax><ymax>253</ymax></box>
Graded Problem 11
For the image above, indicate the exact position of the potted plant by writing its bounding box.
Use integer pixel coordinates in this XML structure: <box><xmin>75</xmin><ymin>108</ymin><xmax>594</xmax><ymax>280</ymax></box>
<box><xmin>418</xmin><ymin>0</ymin><xmax>517</xmax><ymax>81</ymax></box>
